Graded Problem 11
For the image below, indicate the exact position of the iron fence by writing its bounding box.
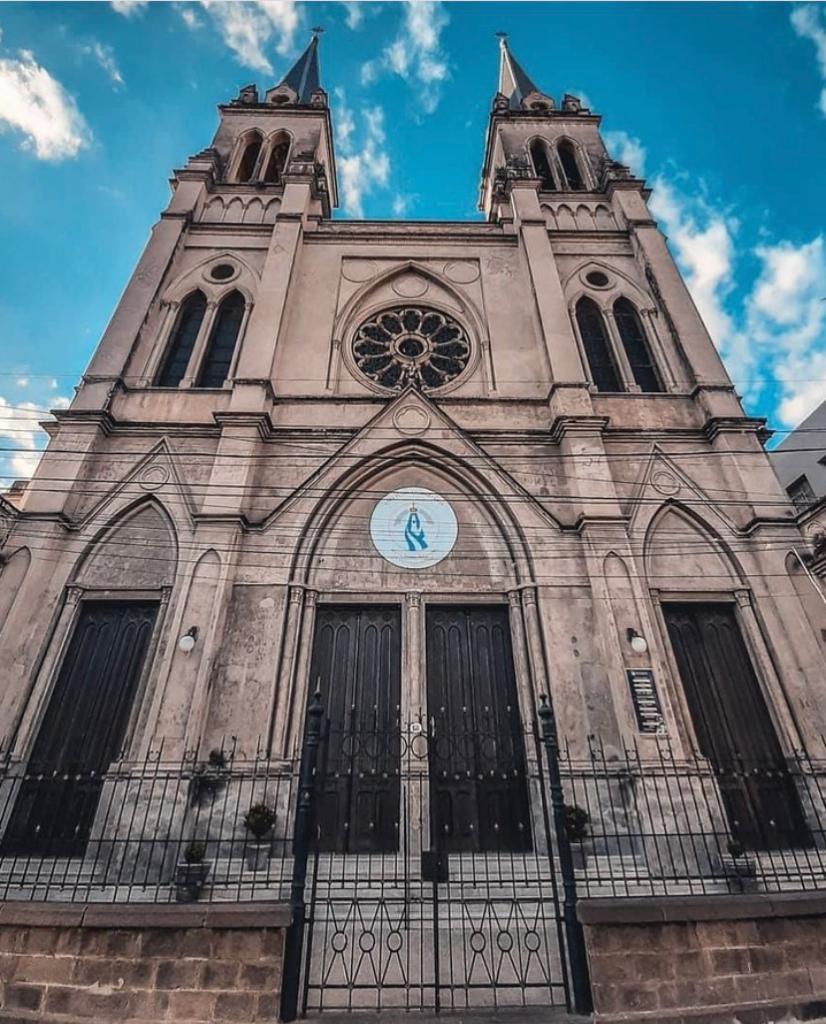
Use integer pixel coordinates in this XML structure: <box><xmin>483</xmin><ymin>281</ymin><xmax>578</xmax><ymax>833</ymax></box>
<box><xmin>0</xmin><ymin>740</ymin><xmax>301</xmax><ymax>904</ymax></box>
<box><xmin>561</xmin><ymin>737</ymin><xmax>826</xmax><ymax>898</ymax></box>
<box><xmin>2</xmin><ymin>728</ymin><xmax>826</xmax><ymax>906</ymax></box>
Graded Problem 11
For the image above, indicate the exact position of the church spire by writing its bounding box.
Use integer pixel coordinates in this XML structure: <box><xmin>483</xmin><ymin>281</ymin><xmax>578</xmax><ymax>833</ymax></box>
<box><xmin>496</xmin><ymin>33</ymin><xmax>542</xmax><ymax>110</ymax></box>
<box><xmin>266</xmin><ymin>29</ymin><xmax>324</xmax><ymax>107</ymax></box>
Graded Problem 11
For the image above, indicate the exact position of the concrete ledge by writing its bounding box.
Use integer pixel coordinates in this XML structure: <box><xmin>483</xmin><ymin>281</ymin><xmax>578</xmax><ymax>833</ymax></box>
<box><xmin>595</xmin><ymin>994</ymin><xmax>826</xmax><ymax>1023</ymax></box>
<box><xmin>578</xmin><ymin>890</ymin><xmax>826</xmax><ymax>925</ymax></box>
<box><xmin>0</xmin><ymin>900</ymin><xmax>291</xmax><ymax>929</ymax></box>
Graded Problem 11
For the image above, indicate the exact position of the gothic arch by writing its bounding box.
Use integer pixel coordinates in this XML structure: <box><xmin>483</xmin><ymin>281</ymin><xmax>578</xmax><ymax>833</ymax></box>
<box><xmin>72</xmin><ymin>497</ymin><xmax>179</xmax><ymax>591</ymax></box>
<box><xmin>283</xmin><ymin>439</ymin><xmax>544</xmax><ymax>589</ymax></box>
<box><xmin>160</xmin><ymin>251</ymin><xmax>259</xmax><ymax>307</ymax></box>
<box><xmin>562</xmin><ymin>259</ymin><xmax>654</xmax><ymax>312</ymax></box>
<box><xmin>555</xmin><ymin>136</ymin><xmax>592</xmax><ymax>190</ymax></box>
<box><xmin>335</xmin><ymin>262</ymin><xmax>486</xmax><ymax>396</ymax></box>
<box><xmin>642</xmin><ymin>502</ymin><xmax>744</xmax><ymax>591</ymax></box>
<box><xmin>334</xmin><ymin>260</ymin><xmax>487</xmax><ymax>344</ymax></box>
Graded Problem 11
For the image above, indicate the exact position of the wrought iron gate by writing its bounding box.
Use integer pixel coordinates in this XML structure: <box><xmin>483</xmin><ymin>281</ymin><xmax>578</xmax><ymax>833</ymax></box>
<box><xmin>289</xmin><ymin>702</ymin><xmax>582</xmax><ymax>1016</ymax></box>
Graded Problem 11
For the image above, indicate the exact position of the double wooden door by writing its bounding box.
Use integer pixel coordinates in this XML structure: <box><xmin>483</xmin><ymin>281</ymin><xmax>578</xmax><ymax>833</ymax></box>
<box><xmin>4</xmin><ymin>600</ymin><xmax>157</xmax><ymax>856</ymax></box>
<box><xmin>664</xmin><ymin>602</ymin><xmax>809</xmax><ymax>849</ymax></box>
<box><xmin>309</xmin><ymin>604</ymin><xmax>531</xmax><ymax>855</ymax></box>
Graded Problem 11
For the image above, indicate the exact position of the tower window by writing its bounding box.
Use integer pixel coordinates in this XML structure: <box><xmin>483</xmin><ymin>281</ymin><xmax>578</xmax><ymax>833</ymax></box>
<box><xmin>236</xmin><ymin>133</ymin><xmax>262</xmax><ymax>183</ymax></box>
<box><xmin>613</xmin><ymin>297</ymin><xmax>663</xmax><ymax>392</ymax></box>
<box><xmin>575</xmin><ymin>297</ymin><xmax>622</xmax><ymax>392</ymax></box>
<box><xmin>529</xmin><ymin>139</ymin><xmax>556</xmax><ymax>191</ymax></box>
<box><xmin>558</xmin><ymin>140</ymin><xmax>585</xmax><ymax>190</ymax></box>
<box><xmin>197</xmin><ymin>290</ymin><xmax>245</xmax><ymax>388</ymax></box>
<box><xmin>156</xmin><ymin>291</ymin><xmax>207</xmax><ymax>388</ymax></box>
<box><xmin>263</xmin><ymin>137</ymin><xmax>290</xmax><ymax>184</ymax></box>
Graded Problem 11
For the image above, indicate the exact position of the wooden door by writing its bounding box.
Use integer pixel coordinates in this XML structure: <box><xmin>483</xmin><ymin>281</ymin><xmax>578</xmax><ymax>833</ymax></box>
<box><xmin>3</xmin><ymin>600</ymin><xmax>157</xmax><ymax>856</ymax></box>
<box><xmin>426</xmin><ymin>605</ymin><xmax>532</xmax><ymax>853</ymax></box>
<box><xmin>664</xmin><ymin>602</ymin><xmax>810</xmax><ymax>849</ymax></box>
<box><xmin>309</xmin><ymin>606</ymin><xmax>402</xmax><ymax>853</ymax></box>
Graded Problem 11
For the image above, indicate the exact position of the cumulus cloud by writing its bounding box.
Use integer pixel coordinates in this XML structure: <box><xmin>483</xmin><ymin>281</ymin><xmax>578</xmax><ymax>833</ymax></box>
<box><xmin>199</xmin><ymin>0</ymin><xmax>300</xmax><ymax>74</ymax></box>
<box><xmin>649</xmin><ymin>175</ymin><xmax>826</xmax><ymax>426</ymax></box>
<box><xmin>335</xmin><ymin>90</ymin><xmax>390</xmax><ymax>216</ymax></box>
<box><xmin>361</xmin><ymin>0</ymin><xmax>449</xmax><ymax>113</ymax></box>
<box><xmin>791</xmin><ymin>4</ymin><xmax>826</xmax><ymax>116</ymax></box>
<box><xmin>0</xmin><ymin>399</ymin><xmax>48</xmax><ymax>479</ymax></box>
<box><xmin>603</xmin><ymin>129</ymin><xmax>646</xmax><ymax>176</ymax></box>
<box><xmin>342</xmin><ymin>2</ymin><xmax>364</xmax><ymax>29</ymax></box>
<box><xmin>82</xmin><ymin>41</ymin><xmax>124</xmax><ymax>88</ymax></box>
<box><xmin>0</xmin><ymin>50</ymin><xmax>90</xmax><ymax>160</ymax></box>
<box><xmin>180</xmin><ymin>7</ymin><xmax>202</xmax><ymax>30</ymax></box>
<box><xmin>110</xmin><ymin>0</ymin><xmax>148</xmax><ymax>15</ymax></box>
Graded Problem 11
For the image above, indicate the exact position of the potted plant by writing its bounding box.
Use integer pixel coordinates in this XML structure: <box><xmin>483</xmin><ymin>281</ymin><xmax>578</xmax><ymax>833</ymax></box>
<box><xmin>722</xmin><ymin>838</ymin><xmax>759</xmax><ymax>892</ymax></box>
<box><xmin>243</xmin><ymin>802</ymin><xmax>275</xmax><ymax>872</ymax></box>
<box><xmin>563</xmin><ymin>803</ymin><xmax>591</xmax><ymax>870</ymax></box>
<box><xmin>175</xmin><ymin>840</ymin><xmax>210</xmax><ymax>902</ymax></box>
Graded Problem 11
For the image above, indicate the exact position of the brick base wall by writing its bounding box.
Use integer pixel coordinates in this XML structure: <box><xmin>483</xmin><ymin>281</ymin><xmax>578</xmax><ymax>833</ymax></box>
<box><xmin>0</xmin><ymin>902</ymin><xmax>290</xmax><ymax>1023</ymax></box>
<box><xmin>580</xmin><ymin>892</ymin><xmax>826</xmax><ymax>1024</ymax></box>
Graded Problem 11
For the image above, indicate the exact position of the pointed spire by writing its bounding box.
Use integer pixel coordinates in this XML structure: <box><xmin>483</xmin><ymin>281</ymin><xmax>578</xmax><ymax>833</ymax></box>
<box><xmin>495</xmin><ymin>34</ymin><xmax>552</xmax><ymax>111</ymax></box>
<box><xmin>271</xmin><ymin>29</ymin><xmax>322</xmax><ymax>106</ymax></box>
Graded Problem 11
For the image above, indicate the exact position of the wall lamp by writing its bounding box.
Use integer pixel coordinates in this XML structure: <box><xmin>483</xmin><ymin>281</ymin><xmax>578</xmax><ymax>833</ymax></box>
<box><xmin>178</xmin><ymin>626</ymin><xmax>199</xmax><ymax>654</ymax></box>
<box><xmin>626</xmin><ymin>628</ymin><xmax>648</xmax><ymax>656</ymax></box>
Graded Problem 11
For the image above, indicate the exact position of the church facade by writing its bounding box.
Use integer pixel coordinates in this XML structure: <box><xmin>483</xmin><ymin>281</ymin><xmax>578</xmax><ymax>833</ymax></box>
<box><xmin>2</xmin><ymin>34</ymin><xmax>826</xmax><ymax>1023</ymax></box>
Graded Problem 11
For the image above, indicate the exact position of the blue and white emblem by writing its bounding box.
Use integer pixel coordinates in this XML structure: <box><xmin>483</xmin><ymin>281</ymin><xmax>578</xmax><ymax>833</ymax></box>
<box><xmin>370</xmin><ymin>487</ymin><xmax>458</xmax><ymax>569</ymax></box>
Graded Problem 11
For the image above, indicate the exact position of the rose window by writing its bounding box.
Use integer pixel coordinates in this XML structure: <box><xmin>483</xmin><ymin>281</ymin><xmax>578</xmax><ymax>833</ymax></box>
<box><xmin>352</xmin><ymin>307</ymin><xmax>471</xmax><ymax>392</ymax></box>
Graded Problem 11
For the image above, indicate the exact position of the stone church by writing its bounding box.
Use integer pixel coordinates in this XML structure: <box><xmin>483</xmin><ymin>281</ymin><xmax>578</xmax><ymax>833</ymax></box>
<box><xmin>1</xmin><ymin>33</ymin><xmax>826</xmax><ymax>1024</ymax></box>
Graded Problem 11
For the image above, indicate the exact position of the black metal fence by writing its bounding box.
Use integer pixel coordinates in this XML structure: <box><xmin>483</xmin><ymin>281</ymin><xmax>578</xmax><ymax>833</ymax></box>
<box><xmin>561</xmin><ymin>737</ymin><xmax>826</xmax><ymax>897</ymax></box>
<box><xmin>1</xmin><ymin>729</ymin><xmax>826</xmax><ymax>906</ymax></box>
<box><xmin>0</xmin><ymin>740</ymin><xmax>301</xmax><ymax>904</ymax></box>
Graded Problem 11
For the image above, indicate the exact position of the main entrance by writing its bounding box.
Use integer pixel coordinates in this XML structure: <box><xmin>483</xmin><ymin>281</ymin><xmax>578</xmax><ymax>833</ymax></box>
<box><xmin>299</xmin><ymin>604</ymin><xmax>569</xmax><ymax>1014</ymax></box>
<box><xmin>664</xmin><ymin>602</ymin><xmax>810</xmax><ymax>849</ymax></box>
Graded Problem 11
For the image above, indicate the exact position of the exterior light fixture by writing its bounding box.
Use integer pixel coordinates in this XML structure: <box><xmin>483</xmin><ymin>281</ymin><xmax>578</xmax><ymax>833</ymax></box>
<box><xmin>178</xmin><ymin>626</ymin><xmax>199</xmax><ymax>654</ymax></box>
<box><xmin>626</xmin><ymin>628</ymin><xmax>648</xmax><ymax>656</ymax></box>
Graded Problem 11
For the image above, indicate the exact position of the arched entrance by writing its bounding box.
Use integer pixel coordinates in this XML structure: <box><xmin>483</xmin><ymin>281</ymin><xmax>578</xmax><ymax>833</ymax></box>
<box><xmin>281</xmin><ymin>454</ymin><xmax>574</xmax><ymax>1015</ymax></box>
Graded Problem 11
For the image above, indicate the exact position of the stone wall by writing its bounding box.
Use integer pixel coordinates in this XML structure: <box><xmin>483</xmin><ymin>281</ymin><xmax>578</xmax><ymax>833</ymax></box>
<box><xmin>580</xmin><ymin>892</ymin><xmax>826</xmax><ymax>1023</ymax></box>
<box><xmin>0</xmin><ymin>902</ymin><xmax>289</xmax><ymax>1023</ymax></box>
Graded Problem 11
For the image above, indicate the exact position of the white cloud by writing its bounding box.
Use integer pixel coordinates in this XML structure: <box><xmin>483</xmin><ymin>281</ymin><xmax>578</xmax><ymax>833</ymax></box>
<box><xmin>649</xmin><ymin>173</ymin><xmax>826</xmax><ymax>426</ymax></box>
<box><xmin>82</xmin><ymin>41</ymin><xmax>124</xmax><ymax>88</ymax></box>
<box><xmin>180</xmin><ymin>7</ymin><xmax>202</xmax><ymax>30</ymax></box>
<box><xmin>363</xmin><ymin>0</ymin><xmax>449</xmax><ymax>113</ymax></box>
<box><xmin>0</xmin><ymin>399</ymin><xmax>48</xmax><ymax>479</ymax></box>
<box><xmin>791</xmin><ymin>4</ymin><xmax>826</xmax><ymax>116</ymax></box>
<box><xmin>603</xmin><ymin>129</ymin><xmax>646</xmax><ymax>176</ymax></box>
<box><xmin>0</xmin><ymin>51</ymin><xmax>90</xmax><ymax>160</ymax></box>
<box><xmin>649</xmin><ymin>177</ymin><xmax>738</xmax><ymax>357</ymax></box>
<box><xmin>392</xmin><ymin>194</ymin><xmax>410</xmax><ymax>217</ymax></box>
<box><xmin>199</xmin><ymin>0</ymin><xmax>300</xmax><ymax>74</ymax></box>
<box><xmin>335</xmin><ymin>92</ymin><xmax>391</xmax><ymax>216</ymax></box>
<box><xmin>342</xmin><ymin>2</ymin><xmax>364</xmax><ymax>29</ymax></box>
<box><xmin>110</xmin><ymin>0</ymin><xmax>148</xmax><ymax>15</ymax></box>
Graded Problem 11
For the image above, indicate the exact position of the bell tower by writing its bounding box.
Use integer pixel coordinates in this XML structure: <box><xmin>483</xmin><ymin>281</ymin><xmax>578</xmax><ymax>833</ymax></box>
<box><xmin>480</xmin><ymin>34</ymin><xmax>606</xmax><ymax>220</ymax></box>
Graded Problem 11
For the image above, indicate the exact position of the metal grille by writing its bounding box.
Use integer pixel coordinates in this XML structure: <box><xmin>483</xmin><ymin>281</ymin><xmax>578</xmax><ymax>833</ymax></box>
<box><xmin>298</xmin><ymin>714</ymin><xmax>571</xmax><ymax>1015</ymax></box>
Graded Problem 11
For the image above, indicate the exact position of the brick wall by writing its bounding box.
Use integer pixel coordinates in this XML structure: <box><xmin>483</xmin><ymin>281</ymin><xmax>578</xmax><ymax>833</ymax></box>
<box><xmin>580</xmin><ymin>892</ymin><xmax>826</xmax><ymax>1024</ymax></box>
<box><xmin>0</xmin><ymin>902</ymin><xmax>290</xmax><ymax>1023</ymax></box>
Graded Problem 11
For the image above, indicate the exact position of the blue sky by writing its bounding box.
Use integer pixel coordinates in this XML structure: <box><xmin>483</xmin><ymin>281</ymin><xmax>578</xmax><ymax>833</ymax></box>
<box><xmin>0</xmin><ymin>0</ymin><xmax>825</xmax><ymax>482</ymax></box>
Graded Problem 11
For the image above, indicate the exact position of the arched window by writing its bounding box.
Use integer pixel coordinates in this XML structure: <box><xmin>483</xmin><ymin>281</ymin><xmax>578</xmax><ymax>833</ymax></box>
<box><xmin>156</xmin><ymin>291</ymin><xmax>207</xmax><ymax>387</ymax></box>
<box><xmin>263</xmin><ymin>136</ymin><xmax>290</xmax><ymax>184</ymax></box>
<box><xmin>558</xmin><ymin>140</ymin><xmax>585</xmax><ymax>190</ymax></box>
<box><xmin>613</xmin><ymin>297</ymin><xmax>663</xmax><ymax>392</ymax></box>
<box><xmin>529</xmin><ymin>139</ymin><xmax>556</xmax><ymax>191</ymax></box>
<box><xmin>197</xmin><ymin>290</ymin><xmax>245</xmax><ymax>387</ymax></box>
<box><xmin>236</xmin><ymin>133</ymin><xmax>262</xmax><ymax>183</ymax></box>
<box><xmin>575</xmin><ymin>297</ymin><xmax>621</xmax><ymax>392</ymax></box>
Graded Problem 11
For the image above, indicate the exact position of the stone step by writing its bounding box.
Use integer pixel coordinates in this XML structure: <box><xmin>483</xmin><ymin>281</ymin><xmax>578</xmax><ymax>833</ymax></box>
<box><xmin>301</xmin><ymin>1009</ymin><xmax>590</xmax><ymax>1023</ymax></box>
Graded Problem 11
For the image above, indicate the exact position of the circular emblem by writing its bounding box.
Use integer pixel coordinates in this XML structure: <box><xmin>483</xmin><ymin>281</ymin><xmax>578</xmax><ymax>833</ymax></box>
<box><xmin>370</xmin><ymin>488</ymin><xmax>458</xmax><ymax>569</ymax></box>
